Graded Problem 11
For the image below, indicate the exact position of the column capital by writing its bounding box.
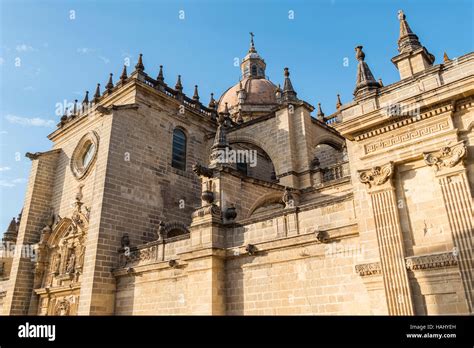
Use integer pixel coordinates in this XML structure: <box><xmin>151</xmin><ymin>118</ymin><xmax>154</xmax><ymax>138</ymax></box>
<box><xmin>358</xmin><ymin>161</ymin><xmax>394</xmax><ymax>191</ymax></box>
<box><xmin>423</xmin><ymin>141</ymin><xmax>467</xmax><ymax>176</ymax></box>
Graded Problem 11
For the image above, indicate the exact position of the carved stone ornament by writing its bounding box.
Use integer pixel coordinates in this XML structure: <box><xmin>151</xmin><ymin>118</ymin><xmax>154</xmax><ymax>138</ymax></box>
<box><xmin>423</xmin><ymin>142</ymin><xmax>467</xmax><ymax>171</ymax></box>
<box><xmin>355</xmin><ymin>262</ymin><xmax>382</xmax><ymax>276</ymax></box>
<box><xmin>405</xmin><ymin>251</ymin><xmax>458</xmax><ymax>270</ymax></box>
<box><xmin>358</xmin><ymin>162</ymin><xmax>394</xmax><ymax>188</ymax></box>
<box><xmin>191</xmin><ymin>203</ymin><xmax>222</xmax><ymax>219</ymax></box>
<box><xmin>192</xmin><ymin>163</ymin><xmax>214</xmax><ymax>178</ymax></box>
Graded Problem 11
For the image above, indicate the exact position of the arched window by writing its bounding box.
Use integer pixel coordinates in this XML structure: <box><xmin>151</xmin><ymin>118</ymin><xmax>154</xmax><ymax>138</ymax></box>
<box><xmin>251</xmin><ymin>65</ymin><xmax>257</xmax><ymax>77</ymax></box>
<box><xmin>172</xmin><ymin>128</ymin><xmax>187</xmax><ymax>171</ymax></box>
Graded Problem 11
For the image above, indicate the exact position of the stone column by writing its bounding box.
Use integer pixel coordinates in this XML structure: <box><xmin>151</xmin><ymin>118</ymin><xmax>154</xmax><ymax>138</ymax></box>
<box><xmin>424</xmin><ymin>141</ymin><xmax>473</xmax><ymax>313</ymax></box>
<box><xmin>358</xmin><ymin>162</ymin><xmax>414</xmax><ymax>315</ymax></box>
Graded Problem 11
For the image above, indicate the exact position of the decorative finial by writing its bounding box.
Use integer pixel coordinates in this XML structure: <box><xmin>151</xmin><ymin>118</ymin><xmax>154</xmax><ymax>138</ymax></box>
<box><xmin>120</xmin><ymin>65</ymin><xmax>128</xmax><ymax>82</ymax></box>
<box><xmin>157</xmin><ymin>65</ymin><xmax>164</xmax><ymax>83</ymax></box>
<box><xmin>317</xmin><ymin>103</ymin><xmax>325</xmax><ymax>120</ymax></box>
<box><xmin>397</xmin><ymin>9</ymin><xmax>405</xmax><ymax>21</ymax></box>
<box><xmin>93</xmin><ymin>83</ymin><xmax>101</xmax><ymax>103</ymax></box>
<box><xmin>193</xmin><ymin>85</ymin><xmax>200</xmax><ymax>101</ymax></box>
<box><xmin>208</xmin><ymin>93</ymin><xmax>216</xmax><ymax>109</ymax></box>
<box><xmin>443</xmin><ymin>52</ymin><xmax>450</xmax><ymax>63</ymax></box>
<box><xmin>106</xmin><ymin>73</ymin><xmax>114</xmax><ymax>91</ymax></box>
<box><xmin>355</xmin><ymin>46</ymin><xmax>365</xmax><ymax>61</ymax></box>
<box><xmin>336</xmin><ymin>94</ymin><xmax>342</xmax><ymax>109</ymax></box>
<box><xmin>249</xmin><ymin>32</ymin><xmax>256</xmax><ymax>52</ymax></box>
<box><xmin>378</xmin><ymin>78</ymin><xmax>384</xmax><ymax>87</ymax></box>
<box><xmin>82</xmin><ymin>91</ymin><xmax>89</xmax><ymax>105</ymax></box>
<box><xmin>282</xmin><ymin>67</ymin><xmax>297</xmax><ymax>102</ymax></box>
<box><xmin>175</xmin><ymin>75</ymin><xmax>183</xmax><ymax>92</ymax></box>
<box><xmin>73</xmin><ymin>99</ymin><xmax>78</xmax><ymax>114</ymax></box>
<box><xmin>135</xmin><ymin>53</ymin><xmax>145</xmax><ymax>72</ymax></box>
<box><xmin>354</xmin><ymin>46</ymin><xmax>380</xmax><ymax>97</ymax></box>
<box><xmin>223</xmin><ymin>102</ymin><xmax>230</xmax><ymax>115</ymax></box>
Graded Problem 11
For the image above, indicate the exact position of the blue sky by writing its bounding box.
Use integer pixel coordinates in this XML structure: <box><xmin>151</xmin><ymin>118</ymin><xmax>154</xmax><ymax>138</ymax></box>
<box><xmin>0</xmin><ymin>0</ymin><xmax>472</xmax><ymax>236</ymax></box>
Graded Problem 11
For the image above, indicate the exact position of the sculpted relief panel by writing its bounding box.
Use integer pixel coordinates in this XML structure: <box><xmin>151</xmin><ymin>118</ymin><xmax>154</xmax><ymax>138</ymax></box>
<box><xmin>33</xmin><ymin>185</ymin><xmax>89</xmax><ymax>316</ymax></box>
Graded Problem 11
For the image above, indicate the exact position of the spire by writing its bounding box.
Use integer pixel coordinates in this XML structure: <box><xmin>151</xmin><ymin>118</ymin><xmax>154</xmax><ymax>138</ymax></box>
<box><xmin>354</xmin><ymin>46</ymin><xmax>381</xmax><ymax>98</ymax></box>
<box><xmin>135</xmin><ymin>53</ymin><xmax>145</xmax><ymax>72</ymax></box>
<box><xmin>82</xmin><ymin>91</ymin><xmax>89</xmax><ymax>105</ymax></box>
<box><xmin>443</xmin><ymin>52</ymin><xmax>450</xmax><ymax>63</ymax></box>
<box><xmin>73</xmin><ymin>99</ymin><xmax>78</xmax><ymax>114</ymax></box>
<box><xmin>282</xmin><ymin>67</ymin><xmax>297</xmax><ymax>102</ymax></box>
<box><xmin>106</xmin><ymin>73</ymin><xmax>114</xmax><ymax>91</ymax></box>
<box><xmin>120</xmin><ymin>65</ymin><xmax>128</xmax><ymax>82</ymax></box>
<box><xmin>208</xmin><ymin>93</ymin><xmax>216</xmax><ymax>109</ymax></box>
<box><xmin>93</xmin><ymin>83</ymin><xmax>101</xmax><ymax>103</ymax></box>
<box><xmin>157</xmin><ymin>65</ymin><xmax>164</xmax><ymax>83</ymax></box>
<box><xmin>2</xmin><ymin>217</ymin><xmax>18</xmax><ymax>243</ymax></box>
<box><xmin>317</xmin><ymin>103</ymin><xmax>325</xmax><ymax>121</ymax></box>
<box><xmin>193</xmin><ymin>85</ymin><xmax>200</xmax><ymax>102</ymax></box>
<box><xmin>391</xmin><ymin>11</ymin><xmax>434</xmax><ymax>79</ymax></box>
<box><xmin>175</xmin><ymin>75</ymin><xmax>183</xmax><ymax>93</ymax></box>
<box><xmin>336</xmin><ymin>94</ymin><xmax>342</xmax><ymax>110</ymax></box>
<box><xmin>397</xmin><ymin>10</ymin><xmax>422</xmax><ymax>54</ymax></box>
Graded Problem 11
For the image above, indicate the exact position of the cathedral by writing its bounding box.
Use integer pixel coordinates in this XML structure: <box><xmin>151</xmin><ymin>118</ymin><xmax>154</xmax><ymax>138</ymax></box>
<box><xmin>0</xmin><ymin>10</ymin><xmax>472</xmax><ymax>315</ymax></box>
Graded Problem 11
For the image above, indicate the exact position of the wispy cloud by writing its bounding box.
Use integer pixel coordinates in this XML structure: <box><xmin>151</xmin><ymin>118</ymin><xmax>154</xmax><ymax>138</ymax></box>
<box><xmin>23</xmin><ymin>86</ymin><xmax>35</xmax><ymax>91</ymax></box>
<box><xmin>0</xmin><ymin>166</ymin><xmax>11</xmax><ymax>172</ymax></box>
<box><xmin>0</xmin><ymin>178</ymin><xmax>26</xmax><ymax>187</ymax></box>
<box><xmin>5</xmin><ymin>114</ymin><xmax>55</xmax><ymax>128</ymax></box>
<box><xmin>0</xmin><ymin>57</ymin><xmax>4</xmax><ymax>65</ymax></box>
<box><xmin>77</xmin><ymin>47</ymin><xmax>94</xmax><ymax>54</ymax></box>
<box><xmin>0</xmin><ymin>131</ymin><xmax>7</xmax><ymax>134</ymax></box>
<box><xmin>99</xmin><ymin>55</ymin><xmax>110</xmax><ymax>64</ymax></box>
<box><xmin>16</xmin><ymin>44</ymin><xmax>35</xmax><ymax>52</ymax></box>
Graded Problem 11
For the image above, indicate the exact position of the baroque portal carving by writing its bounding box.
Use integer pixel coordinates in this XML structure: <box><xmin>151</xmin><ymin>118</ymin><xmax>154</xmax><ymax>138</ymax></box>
<box><xmin>33</xmin><ymin>185</ymin><xmax>89</xmax><ymax>316</ymax></box>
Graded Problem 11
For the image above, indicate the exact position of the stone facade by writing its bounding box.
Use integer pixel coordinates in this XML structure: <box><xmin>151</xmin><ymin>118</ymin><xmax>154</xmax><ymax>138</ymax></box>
<box><xmin>1</xmin><ymin>11</ymin><xmax>472</xmax><ymax>315</ymax></box>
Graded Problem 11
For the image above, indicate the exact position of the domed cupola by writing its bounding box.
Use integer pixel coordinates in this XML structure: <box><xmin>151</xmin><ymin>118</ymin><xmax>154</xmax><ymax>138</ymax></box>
<box><xmin>217</xmin><ymin>33</ymin><xmax>280</xmax><ymax>122</ymax></box>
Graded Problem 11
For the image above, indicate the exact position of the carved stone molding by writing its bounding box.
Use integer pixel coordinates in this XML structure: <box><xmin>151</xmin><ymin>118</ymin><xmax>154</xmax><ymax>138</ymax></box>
<box><xmin>423</xmin><ymin>141</ymin><xmax>467</xmax><ymax>172</ymax></box>
<box><xmin>405</xmin><ymin>251</ymin><xmax>458</xmax><ymax>270</ymax></box>
<box><xmin>358</xmin><ymin>162</ymin><xmax>394</xmax><ymax>189</ymax></box>
<box><xmin>355</xmin><ymin>262</ymin><xmax>382</xmax><ymax>276</ymax></box>
<box><xmin>191</xmin><ymin>203</ymin><xmax>222</xmax><ymax>219</ymax></box>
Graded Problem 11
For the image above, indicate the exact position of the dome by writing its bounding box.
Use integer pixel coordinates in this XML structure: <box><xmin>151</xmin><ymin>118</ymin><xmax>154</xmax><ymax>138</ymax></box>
<box><xmin>217</xmin><ymin>77</ymin><xmax>278</xmax><ymax>113</ymax></box>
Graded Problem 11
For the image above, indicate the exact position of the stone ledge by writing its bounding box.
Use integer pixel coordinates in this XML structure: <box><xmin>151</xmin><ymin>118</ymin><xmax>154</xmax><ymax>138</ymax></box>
<box><xmin>405</xmin><ymin>251</ymin><xmax>458</xmax><ymax>271</ymax></box>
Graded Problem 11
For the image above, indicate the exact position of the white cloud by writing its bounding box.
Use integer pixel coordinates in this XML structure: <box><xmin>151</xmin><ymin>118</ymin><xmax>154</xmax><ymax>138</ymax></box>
<box><xmin>99</xmin><ymin>55</ymin><xmax>110</xmax><ymax>64</ymax></box>
<box><xmin>0</xmin><ymin>180</ymin><xmax>15</xmax><ymax>187</ymax></box>
<box><xmin>77</xmin><ymin>47</ymin><xmax>93</xmax><ymax>54</ymax></box>
<box><xmin>6</xmin><ymin>114</ymin><xmax>55</xmax><ymax>128</ymax></box>
<box><xmin>12</xmin><ymin>178</ymin><xmax>26</xmax><ymax>184</ymax></box>
<box><xmin>0</xmin><ymin>131</ymin><xmax>7</xmax><ymax>134</ymax></box>
<box><xmin>0</xmin><ymin>178</ymin><xmax>26</xmax><ymax>187</ymax></box>
<box><xmin>0</xmin><ymin>57</ymin><xmax>4</xmax><ymax>65</ymax></box>
<box><xmin>0</xmin><ymin>167</ymin><xmax>11</xmax><ymax>172</ymax></box>
<box><xmin>16</xmin><ymin>44</ymin><xmax>34</xmax><ymax>52</ymax></box>
<box><xmin>23</xmin><ymin>86</ymin><xmax>35</xmax><ymax>91</ymax></box>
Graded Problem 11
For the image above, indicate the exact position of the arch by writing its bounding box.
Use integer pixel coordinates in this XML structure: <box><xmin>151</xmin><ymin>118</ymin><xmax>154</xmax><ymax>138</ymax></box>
<box><xmin>227</xmin><ymin>133</ymin><xmax>281</xmax><ymax>176</ymax></box>
<box><xmin>163</xmin><ymin>221</ymin><xmax>189</xmax><ymax>239</ymax></box>
<box><xmin>172</xmin><ymin>128</ymin><xmax>187</xmax><ymax>171</ymax></box>
<box><xmin>247</xmin><ymin>192</ymin><xmax>284</xmax><ymax>218</ymax></box>
<box><xmin>313</xmin><ymin>134</ymin><xmax>345</xmax><ymax>151</ymax></box>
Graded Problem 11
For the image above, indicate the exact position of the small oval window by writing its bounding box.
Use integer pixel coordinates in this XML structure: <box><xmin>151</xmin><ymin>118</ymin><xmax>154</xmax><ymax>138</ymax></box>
<box><xmin>82</xmin><ymin>143</ymin><xmax>96</xmax><ymax>168</ymax></box>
